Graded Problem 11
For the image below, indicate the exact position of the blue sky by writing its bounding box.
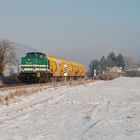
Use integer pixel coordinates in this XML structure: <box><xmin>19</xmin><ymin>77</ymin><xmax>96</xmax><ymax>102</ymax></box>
<box><xmin>0</xmin><ymin>0</ymin><xmax>140</xmax><ymax>67</ymax></box>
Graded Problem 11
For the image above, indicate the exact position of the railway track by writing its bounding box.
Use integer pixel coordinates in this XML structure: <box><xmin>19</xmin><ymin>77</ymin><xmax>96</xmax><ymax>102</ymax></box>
<box><xmin>0</xmin><ymin>79</ymin><xmax>93</xmax><ymax>91</ymax></box>
<box><xmin>0</xmin><ymin>79</ymin><xmax>97</xmax><ymax>106</ymax></box>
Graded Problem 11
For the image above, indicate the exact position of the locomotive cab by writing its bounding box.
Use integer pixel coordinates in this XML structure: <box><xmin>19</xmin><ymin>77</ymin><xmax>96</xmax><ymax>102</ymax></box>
<box><xmin>24</xmin><ymin>52</ymin><xmax>46</xmax><ymax>64</ymax></box>
<box><xmin>19</xmin><ymin>52</ymin><xmax>51</xmax><ymax>83</ymax></box>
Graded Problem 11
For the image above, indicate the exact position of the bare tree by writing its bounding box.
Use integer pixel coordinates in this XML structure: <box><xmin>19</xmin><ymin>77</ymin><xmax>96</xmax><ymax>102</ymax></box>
<box><xmin>124</xmin><ymin>56</ymin><xmax>138</xmax><ymax>69</ymax></box>
<box><xmin>0</xmin><ymin>39</ymin><xmax>17</xmax><ymax>76</ymax></box>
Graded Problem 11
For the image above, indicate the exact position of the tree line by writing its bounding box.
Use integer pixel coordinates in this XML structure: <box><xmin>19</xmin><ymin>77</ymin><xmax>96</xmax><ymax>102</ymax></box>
<box><xmin>87</xmin><ymin>52</ymin><xmax>126</xmax><ymax>77</ymax></box>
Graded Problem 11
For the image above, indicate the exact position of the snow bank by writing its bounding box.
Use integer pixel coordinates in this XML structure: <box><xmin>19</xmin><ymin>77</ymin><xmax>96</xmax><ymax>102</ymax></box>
<box><xmin>0</xmin><ymin>78</ymin><xmax>140</xmax><ymax>140</ymax></box>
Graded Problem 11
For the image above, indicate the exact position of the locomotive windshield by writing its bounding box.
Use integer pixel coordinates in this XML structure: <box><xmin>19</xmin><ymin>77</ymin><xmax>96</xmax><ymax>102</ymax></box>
<box><xmin>26</xmin><ymin>52</ymin><xmax>45</xmax><ymax>59</ymax></box>
<box><xmin>26</xmin><ymin>52</ymin><xmax>36</xmax><ymax>57</ymax></box>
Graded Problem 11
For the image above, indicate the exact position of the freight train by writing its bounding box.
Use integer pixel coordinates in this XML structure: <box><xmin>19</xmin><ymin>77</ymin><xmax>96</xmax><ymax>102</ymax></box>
<box><xmin>19</xmin><ymin>52</ymin><xmax>85</xmax><ymax>83</ymax></box>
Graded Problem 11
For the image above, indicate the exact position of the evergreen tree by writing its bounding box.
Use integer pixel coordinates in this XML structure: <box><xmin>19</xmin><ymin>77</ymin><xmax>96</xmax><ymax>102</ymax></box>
<box><xmin>100</xmin><ymin>56</ymin><xmax>107</xmax><ymax>72</ymax></box>
<box><xmin>107</xmin><ymin>52</ymin><xmax>117</xmax><ymax>67</ymax></box>
<box><xmin>117</xmin><ymin>53</ymin><xmax>125</xmax><ymax>69</ymax></box>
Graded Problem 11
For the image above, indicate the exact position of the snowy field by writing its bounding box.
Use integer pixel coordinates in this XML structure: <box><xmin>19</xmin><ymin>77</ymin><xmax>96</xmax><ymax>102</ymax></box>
<box><xmin>0</xmin><ymin>77</ymin><xmax>140</xmax><ymax>140</ymax></box>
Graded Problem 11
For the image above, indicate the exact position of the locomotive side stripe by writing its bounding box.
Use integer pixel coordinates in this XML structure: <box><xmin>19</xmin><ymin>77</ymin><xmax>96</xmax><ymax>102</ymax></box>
<box><xmin>21</xmin><ymin>65</ymin><xmax>48</xmax><ymax>67</ymax></box>
<box><xmin>22</xmin><ymin>68</ymin><xmax>50</xmax><ymax>71</ymax></box>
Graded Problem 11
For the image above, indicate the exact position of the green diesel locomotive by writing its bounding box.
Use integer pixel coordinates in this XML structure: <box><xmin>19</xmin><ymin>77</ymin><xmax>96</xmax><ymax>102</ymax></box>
<box><xmin>19</xmin><ymin>52</ymin><xmax>85</xmax><ymax>83</ymax></box>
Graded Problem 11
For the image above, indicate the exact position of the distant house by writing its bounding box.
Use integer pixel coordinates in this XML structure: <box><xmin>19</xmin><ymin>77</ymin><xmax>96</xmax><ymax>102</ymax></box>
<box><xmin>3</xmin><ymin>65</ymin><xmax>17</xmax><ymax>76</ymax></box>
<box><xmin>127</xmin><ymin>68</ymin><xmax>140</xmax><ymax>72</ymax></box>
<box><xmin>0</xmin><ymin>76</ymin><xmax>3</xmax><ymax>85</ymax></box>
<box><xmin>108</xmin><ymin>66</ymin><xmax>122</xmax><ymax>73</ymax></box>
<box><xmin>126</xmin><ymin>68</ymin><xmax>140</xmax><ymax>77</ymax></box>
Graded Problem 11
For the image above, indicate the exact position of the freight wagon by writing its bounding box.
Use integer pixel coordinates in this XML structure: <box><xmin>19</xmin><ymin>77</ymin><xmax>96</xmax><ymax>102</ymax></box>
<box><xmin>19</xmin><ymin>52</ymin><xmax>85</xmax><ymax>83</ymax></box>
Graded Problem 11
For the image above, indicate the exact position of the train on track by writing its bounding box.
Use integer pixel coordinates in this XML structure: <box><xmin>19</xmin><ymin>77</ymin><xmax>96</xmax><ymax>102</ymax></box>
<box><xmin>19</xmin><ymin>52</ymin><xmax>85</xmax><ymax>83</ymax></box>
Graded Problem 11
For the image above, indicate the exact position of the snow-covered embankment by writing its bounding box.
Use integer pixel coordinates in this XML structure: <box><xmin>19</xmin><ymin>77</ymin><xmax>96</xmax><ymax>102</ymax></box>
<box><xmin>0</xmin><ymin>78</ymin><xmax>140</xmax><ymax>140</ymax></box>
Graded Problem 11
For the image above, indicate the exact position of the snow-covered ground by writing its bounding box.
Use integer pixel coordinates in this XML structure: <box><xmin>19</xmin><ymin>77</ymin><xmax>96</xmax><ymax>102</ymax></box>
<box><xmin>0</xmin><ymin>77</ymin><xmax>140</xmax><ymax>140</ymax></box>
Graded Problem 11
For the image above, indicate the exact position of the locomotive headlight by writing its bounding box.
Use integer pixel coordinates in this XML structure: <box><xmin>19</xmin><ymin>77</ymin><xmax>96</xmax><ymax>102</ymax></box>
<box><xmin>21</xmin><ymin>67</ymin><xmax>24</xmax><ymax>72</ymax></box>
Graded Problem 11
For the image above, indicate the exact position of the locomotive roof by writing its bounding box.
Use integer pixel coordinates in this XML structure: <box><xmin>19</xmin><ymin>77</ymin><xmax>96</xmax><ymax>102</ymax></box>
<box><xmin>27</xmin><ymin>52</ymin><xmax>45</xmax><ymax>55</ymax></box>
